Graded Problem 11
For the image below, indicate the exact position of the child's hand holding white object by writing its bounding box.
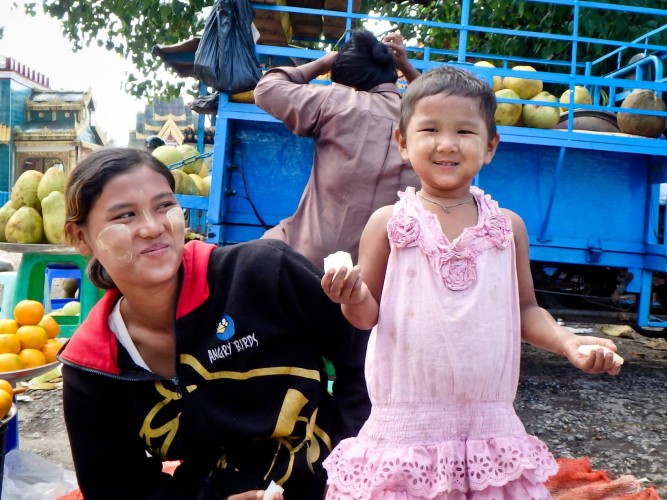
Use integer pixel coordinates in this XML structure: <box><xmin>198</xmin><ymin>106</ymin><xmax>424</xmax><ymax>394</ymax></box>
<box><xmin>324</xmin><ymin>251</ymin><xmax>354</xmax><ymax>278</ymax></box>
<box><xmin>321</xmin><ymin>251</ymin><xmax>367</xmax><ymax>306</ymax></box>
<box><xmin>560</xmin><ymin>334</ymin><xmax>623</xmax><ymax>376</ymax></box>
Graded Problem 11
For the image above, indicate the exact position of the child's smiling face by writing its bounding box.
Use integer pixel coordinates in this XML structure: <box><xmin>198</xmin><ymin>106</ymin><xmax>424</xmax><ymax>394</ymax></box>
<box><xmin>396</xmin><ymin>93</ymin><xmax>499</xmax><ymax>197</ymax></box>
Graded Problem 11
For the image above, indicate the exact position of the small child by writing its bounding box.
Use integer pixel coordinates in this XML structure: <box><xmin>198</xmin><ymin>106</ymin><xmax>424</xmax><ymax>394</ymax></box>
<box><xmin>321</xmin><ymin>65</ymin><xmax>622</xmax><ymax>499</ymax></box>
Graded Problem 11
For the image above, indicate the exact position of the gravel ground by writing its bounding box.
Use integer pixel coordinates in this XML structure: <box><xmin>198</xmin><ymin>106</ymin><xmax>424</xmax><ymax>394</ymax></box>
<box><xmin>10</xmin><ymin>323</ymin><xmax>667</xmax><ymax>498</ymax></box>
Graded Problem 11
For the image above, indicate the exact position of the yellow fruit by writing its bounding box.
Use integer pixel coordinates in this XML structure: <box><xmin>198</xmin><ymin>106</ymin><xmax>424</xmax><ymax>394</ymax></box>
<box><xmin>177</xmin><ymin>144</ymin><xmax>203</xmax><ymax>174</ymax></box>
<box><xmin>41</xmin><ymin>339</ymin><xmax>63</xmax><ymax>364</ymax></box>
<box><xmin>61</xmin><ymin>301</ymin><xmax>81</xmax><ymax>316</ymax></box>
<box><xmin>38</xmin><ymin>315</ymin><xmax>60</xmax><ymax>339</ymax></box>
<box><xmin>16</xmin><ymin>325</ymin><xmax>48</xmax><ymax>350</ymax></box>
<box><xmin>0</xmin><ymin>319</ymin><xmax>19</xmax><ymax>335</ymax></box>
<box><xmin>559</xmin><ymin>85</ymin><xmax>592</xmax><ymax>112</ymax></box>
<box><xmin>0</xmin><ymin>389</ymin><xmax>12</xmax><ymax>419</ymax></box>
<box><xmin>522</xmin><ymin>91</ymin><xmax>560</xmax><ymax>129</ymax></box>
<box><xmin>37</xmin><ymin>165</ymin><xmax>66</xmax><ymax>202</ymax></box>
<box><xmin>14</xmin><ymin>299</ymin><xmax>45</xmax><ymax>326</ymax></box>
<box><xmin>151</xmin><ymin>145</ymin><xmax>183</xmax><ymax>168</ymax></box>
<box><xmin>474</xmin><ymin>61</ymin><xmax>502</xmax><ymax>91</ymax></box>
<box><xmin>18</xmin><ymin>348</ymin><xmax>46</xmax><ymax>368</ymax></box>
<box><xmin>0</xmin><ymin>203</ymin><xmax>17</xmax><ymax>243</ymax></box>
<box><xmin>171</xmin><ymin>169</ymin><xmax>199</xmax><ymax>195</ymax></box>
<box><xmin>0</xmin><ymin>334</ymin><xmax>21</xmax><ymax>355</ymax></box>
<box><xmin>5</xmin><ymin>206</ymin><xmax>44</xmax><ymax>244</ymax></box>
<box><xmin>0</xmin><ymin>353</ymin><xmax>23</xmax><ymax>372</ymax></box>
<box><xmin>502</xmin><ymin>65</ymin><xmax>543</xmax><ymax>100</ymax></box>
<box><xmin>201</xmin><ymin>176</ymin><xmax>211</xmax><ymax>197</ymax></box>
<box><xmin>10</xmin><ymin>169</ymin><xmax>43</xmax><ymax>211</ymax></box>
<box><xmin>0</xmin><ymin>379</ymin><xmax>14</xmax><ymax>396</ymax></box>
<box><xmin>494</xmin><ymin>89</ymin><xmax>523</xmax><ymax>126</ymax></box>
<box><xmin>41</xmin><ymin>190</ymin><xmax>66</xmax><ymax>244</ymax></box>
<box><xmin>188</xmin><ymin>174</ymin><xmax>204</xmax><ymax>195</ymax></box>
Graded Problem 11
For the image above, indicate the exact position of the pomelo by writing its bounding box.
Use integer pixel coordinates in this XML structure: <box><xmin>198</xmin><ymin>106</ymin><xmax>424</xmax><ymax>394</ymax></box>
<box><xmin>152</xmin><ymin>145</ymin><xmax>183</xmax><ymax>169</ymax></box>
<box><xmin>559</xmin><ymin>85</ymin><xmax>592</xmax><ymax>113</ymax></box>
<box><xmin>494</xmin><ymin>89</ymin><xmax>522</xmax><ymax>126</ymax></box>
<box><xmin>474</xmin><ymin>61</ymin><xmax>502</xmax><ymax>92</ymax></box>
<box><xmin>5</xmin><ymin>206</ymin><xmax>44</xmax><ymax>244</ymax></box>
<box><xmin>617</xmin><ymin>89</ymin><xmax>667</xmax><ymax>138</ymax></box>
<box><xmin>11</xmin><ymin>170</ymin><xmax>44</xmax><ymax>212</ymax></box>
<box><xmin>522</xmin><ymin>91</ymin><xmax>560</xmax><ymax>129</ymax></box>
<box><xmin>502</xmin><ymin>65</ymin><xmax>543</xmax><ymax>100</ymax></box>
<box><xmin>177</xmin><ymin>144</ymin><xmax>203</xmax><ymax>175</ymax></box>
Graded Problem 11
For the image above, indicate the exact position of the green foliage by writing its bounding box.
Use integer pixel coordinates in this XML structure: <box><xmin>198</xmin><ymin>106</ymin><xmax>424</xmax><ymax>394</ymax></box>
<box><xmin>25</xmin><ymin>0</ymin><xmax>214</xmax><ymax>99</ymax></box>
<box><xmin>372</xmin><ymin>0</ymin><xmax>667</xmax><ymax>75</ymax></box>
<box><xmin>16</xmin><ymin>0</ymin><xmax>667</xmax><ymax>100</ymax></box>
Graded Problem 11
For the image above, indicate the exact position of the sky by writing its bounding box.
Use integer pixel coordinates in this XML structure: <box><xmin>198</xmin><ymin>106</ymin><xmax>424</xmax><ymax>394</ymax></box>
<box><xmin>0</xmin><ymin>2</ymin><xmax>154</xmax><ymax>146</ymax></box>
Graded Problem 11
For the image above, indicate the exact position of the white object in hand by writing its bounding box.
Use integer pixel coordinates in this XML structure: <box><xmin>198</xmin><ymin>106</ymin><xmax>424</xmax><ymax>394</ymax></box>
<box><xmin>577</xmin><ymin>345</ymin><xmax>624</xmax><ymax>365</ymax></box>
<box><xmin>263</xmin><ymin>480</ymin><xmax>284</xmax><ymax>499</ymax></box>
<box><xmin>323</xmin><ymin>251</ymin><xmax>354</xmax><ymax>278</ymax></box>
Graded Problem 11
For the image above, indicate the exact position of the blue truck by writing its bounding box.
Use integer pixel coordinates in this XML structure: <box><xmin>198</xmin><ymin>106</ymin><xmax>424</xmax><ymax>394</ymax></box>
<box><xmin>159</xmin><ymin>0</ymin><xmax>667</xmax><ymax>337</ymax></box>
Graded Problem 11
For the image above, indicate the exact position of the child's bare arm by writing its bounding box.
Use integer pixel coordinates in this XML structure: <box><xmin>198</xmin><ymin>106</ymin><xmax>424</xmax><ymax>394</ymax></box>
<box><xmin>508</xmin><ymin>210</ymin><xmax>622</xmax><ymax>376</ymax></box>
<box><xmin>321</xmin><ymin>206</ymin><xmax>392</xmax><ymax>329</ymax></box>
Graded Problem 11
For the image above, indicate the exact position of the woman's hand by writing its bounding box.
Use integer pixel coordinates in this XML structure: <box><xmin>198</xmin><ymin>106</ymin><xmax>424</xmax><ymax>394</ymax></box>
<box><xmin>562</xmin><ymin>335</ymin><xmax>622</xmax><ymax>376</ymax></box>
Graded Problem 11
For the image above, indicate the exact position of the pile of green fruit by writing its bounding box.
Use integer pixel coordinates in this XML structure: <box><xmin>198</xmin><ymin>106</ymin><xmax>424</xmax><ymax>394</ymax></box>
<box><xmin>476</xmin><ymin>61</ymin><xmax>666</xmax><ymax>137</ymax></box>
<box><xmin>475</xmin><ymin>62</ymin><xmax>591</xmax><ymax>129</ymax></box>
<box><xmin>0</xmin><ymin>166</ymin><xmax>66</xmax><ymax>245</ymax></box>
<box><xmin>151</xmin><ymin>144</ymin><xmax>211</xmax><ymax>196</ymax></box>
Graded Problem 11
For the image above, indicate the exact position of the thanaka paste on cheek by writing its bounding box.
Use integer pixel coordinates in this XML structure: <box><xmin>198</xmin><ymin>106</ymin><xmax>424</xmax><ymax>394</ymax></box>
<box><xmin>166</xmin><ymin>207</ymin><xmax>185</xmax><ymax>238</ymax></box>
<box><xmin>95</xmin><ymin>224</ymin><xmax>133</xmax><ymax>264</ymax></box>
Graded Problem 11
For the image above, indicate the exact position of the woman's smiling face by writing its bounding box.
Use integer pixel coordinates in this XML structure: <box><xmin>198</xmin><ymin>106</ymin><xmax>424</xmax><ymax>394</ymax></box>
<box><xmin>72</xmin><ymin>163</ymin><xmax>185</xmax><ymax>290</ymax></box>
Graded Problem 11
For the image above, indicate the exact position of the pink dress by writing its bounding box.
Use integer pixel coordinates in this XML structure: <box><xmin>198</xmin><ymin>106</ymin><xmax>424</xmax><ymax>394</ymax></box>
<box><xmin>324</xmin><ymin>187</ymin><xmax>558</xmax><ymax>499</ymax></box>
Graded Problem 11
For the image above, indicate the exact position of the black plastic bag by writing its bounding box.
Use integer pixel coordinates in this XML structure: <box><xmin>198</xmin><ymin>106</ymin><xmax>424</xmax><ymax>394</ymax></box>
<box><xmin>194</xmin><ymin>0</ymin><xmax>261</xmax><ymax>94</ymax></box>
<box><xmin>189</xmin><ymin>91</ymin><xmax>220</xmax><ymax>114</ymax></box>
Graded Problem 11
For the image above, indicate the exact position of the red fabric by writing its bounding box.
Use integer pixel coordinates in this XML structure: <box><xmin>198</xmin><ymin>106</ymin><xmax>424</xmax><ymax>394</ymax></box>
<box><xmin>58</xmin><ymin>240</ymin><xmax>214</xmax><ymax>375</ymax></box>
<box><xmin>175</xmin><ymin>240</ymin><xmax>214</xmax><ymax>319</ymax></box>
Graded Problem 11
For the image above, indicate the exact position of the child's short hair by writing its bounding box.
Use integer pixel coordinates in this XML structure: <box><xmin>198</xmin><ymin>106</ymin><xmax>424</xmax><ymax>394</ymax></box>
<box><xmin>399</xmin><ymin>64</ymin><xmax>497</xmax><ymax>139</ymax></box>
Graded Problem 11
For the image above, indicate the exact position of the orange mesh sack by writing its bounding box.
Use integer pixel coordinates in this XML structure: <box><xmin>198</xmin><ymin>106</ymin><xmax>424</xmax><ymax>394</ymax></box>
<box><xmin>546</xmin><ymin>457</ymin><xmax>661</xmax><ymax>500</ymax></box>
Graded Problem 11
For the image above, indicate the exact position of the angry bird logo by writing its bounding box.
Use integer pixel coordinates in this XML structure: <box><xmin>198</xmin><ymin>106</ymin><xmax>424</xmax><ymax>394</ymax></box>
<box><xmin>215</xmin><ymin>314</ymin><xmax>235</xmax><ymax>341</ymax></box>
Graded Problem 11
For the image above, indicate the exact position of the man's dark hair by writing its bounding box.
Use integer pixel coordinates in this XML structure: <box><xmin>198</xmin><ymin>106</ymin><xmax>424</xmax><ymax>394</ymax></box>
<box><xmin>330</xmin><ymin>29</ymin><xmax>397</xmax><ymax>91</ymax></box>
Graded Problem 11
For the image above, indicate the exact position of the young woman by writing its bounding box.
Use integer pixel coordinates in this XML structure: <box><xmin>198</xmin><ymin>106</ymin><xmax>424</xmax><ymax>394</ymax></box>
<box><xmin>58</xmin><ymin>147</ymin><xmax>367</xmax><ymax>499</ymax></box>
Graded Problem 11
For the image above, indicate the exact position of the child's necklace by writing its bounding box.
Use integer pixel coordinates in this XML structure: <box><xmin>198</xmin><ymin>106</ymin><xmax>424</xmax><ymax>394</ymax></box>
<box><xmin>417</xmin><ymin>191</ymin><xmax>474</xmax><ymax>213</ymax></box>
